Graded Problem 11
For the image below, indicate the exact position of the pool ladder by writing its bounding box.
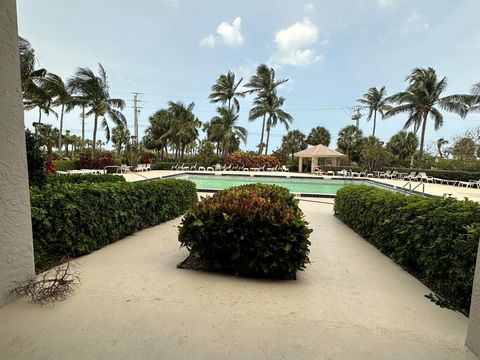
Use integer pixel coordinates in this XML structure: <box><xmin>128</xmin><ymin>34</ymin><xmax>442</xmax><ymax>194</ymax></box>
<box><xmin>401</xmin><ymin>181</ymin><xmax>425</xmax><ymax>195</ymax></box>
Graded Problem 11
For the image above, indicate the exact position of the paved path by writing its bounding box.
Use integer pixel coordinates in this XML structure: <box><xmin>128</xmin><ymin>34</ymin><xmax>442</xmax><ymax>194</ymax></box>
<box><xmin>0</xmin><ymin>200</ymin><xmax>475</xmax><ymax>359</ymax></box>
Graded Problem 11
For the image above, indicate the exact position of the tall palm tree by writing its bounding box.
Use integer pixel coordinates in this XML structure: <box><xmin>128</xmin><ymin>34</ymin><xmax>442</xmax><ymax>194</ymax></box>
<box><xmin>208</xmin><ymin>71</ymin><xmax>245</xmax><ymax>112</ymax></box>
<box><xmin>357</xmin><ymin>86</ymin><xmax>391</xmax><ymax>136</ymax></box>
<box><xmin>436</xmin><ymin>138</ymin><xmax>449</xmax><ymax>159</ymax></box>
<box><xmin>36</xmin><ymin>73</ymin><xmax>73</xmax><ymax>155</ymax></box>
<box><xmin>245</xmin><ymin>64</ymin><xmax>288</xmax><ymax>154</ymax></box>
<box><xmin>282</xmin><ymin>130</ymin><xmax>306</xmax><ymax>161</ymax></box>
<box><xmin>144</xmin><ymin>109</ymin><xmax>173</xmax><ymax>159</ymax></box>
<box><xmin>23</xmin><ymin>84</ymin><xmax>58</xmax><ymax>124</ymax></box>
<box><xmin>249</xmin><ymin>92</ymin><xmax>293</xmax><ymax>154</ymax></box>
<box><xmin>209</xmin><ymin>106</ymin><xmax>247</xmax><ymax>157</ymax></box>
<box><xmin>386</xmin><ymin>67</ymin><xmax>465</xmax><ymax>160</ymax></box>
<box><xmin>67</xmin><ymin>63</ymin><xmax>126</xmax><ymax>157</ymax></box>
<box><xmin>38</xmin><ymin>124</ymin><xmax>59</xmax><ymax>155</ymax></box>
<box><xmin>111</xmin><ymin>126</ymin><xmax>131</xmax><ymax>156</ymax></box>
<box><xmin>18</xmin><ymin>37</ymin><xmax>46</xmax><ymax>97</ymax></box>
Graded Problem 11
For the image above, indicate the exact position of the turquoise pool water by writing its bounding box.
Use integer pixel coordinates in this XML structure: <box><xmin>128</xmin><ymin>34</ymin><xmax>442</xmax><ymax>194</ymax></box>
<box><xmin>173</xmin><ymin>174</ymin><xmax>353</xmax><ymax>195</ymax></box>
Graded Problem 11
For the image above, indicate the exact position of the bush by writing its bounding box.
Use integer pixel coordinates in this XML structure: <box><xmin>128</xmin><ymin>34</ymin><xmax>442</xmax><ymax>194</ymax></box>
<box><xmin>53</xmin><ymin>160</ymin><xmax>76</xmax><ymax>171</ymax></box>
<box><xmin>75</xmin><ymin>151</ymin><xmax>117</xmax><ymax>170</ymax></box>
<box><xmin>46</xmin><ymin>174</ymin><xmax>126</xmax><ymax>186</ymax></box>
<box><xmin>31</xmin><ymin>179</ymin><xmax>197</xmax><ymax>271</ymax></box>
<box><xmin>334</xmin><ymin>185</ymin><xmax>480</xmax><ymax>313</ymax></box>
<box><xmin>225</xmin><ymin>152</ymin><xmax>280</xmax><ymax>169</ymax></box>
<box><xmin>178</xmin><ymin>184</ymin><xmax>312</xmax><ymax>278</ymax></box>
<box><xmin>25</xmin><ymin>130</ymin><xmax>46</xmax><ymax>187</ymax></box>
<box><xmin>382</xmin><ymin>167</ymin><xmax>480</xmax><ymax>182</ymax></box>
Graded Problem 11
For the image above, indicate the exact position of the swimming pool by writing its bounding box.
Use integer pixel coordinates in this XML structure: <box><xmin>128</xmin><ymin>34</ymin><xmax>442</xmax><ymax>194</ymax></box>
<box><xmin>167</xmin><ymin>173</ymin><xmax>390</xmax><ymax>197</ymax></box>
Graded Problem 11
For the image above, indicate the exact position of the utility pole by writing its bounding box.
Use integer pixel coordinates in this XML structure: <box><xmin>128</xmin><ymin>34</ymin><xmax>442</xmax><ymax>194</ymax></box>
<box><xmin>132</xmin><ymin>93</ymin><xmax>142</xmax><ymax>145</ymax></box>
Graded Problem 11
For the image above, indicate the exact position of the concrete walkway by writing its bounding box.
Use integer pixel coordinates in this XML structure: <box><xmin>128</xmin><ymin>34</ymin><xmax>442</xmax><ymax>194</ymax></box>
<box><xmin>0</xmin><ymin>200</ymin><xmax>475</xmax><ymax>359</ymax></box>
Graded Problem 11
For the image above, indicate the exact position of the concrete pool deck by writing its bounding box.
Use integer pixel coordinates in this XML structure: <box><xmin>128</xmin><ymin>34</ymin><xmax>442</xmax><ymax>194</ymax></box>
<box><xmin>0</xmin><ymin>200</ymin><xmax>475</xmax><ymax>359</ymax></box>
<box><xmin>121</xmin><ymin>170</ymin><xmax>480</xmax><ymax>202</ymax></box>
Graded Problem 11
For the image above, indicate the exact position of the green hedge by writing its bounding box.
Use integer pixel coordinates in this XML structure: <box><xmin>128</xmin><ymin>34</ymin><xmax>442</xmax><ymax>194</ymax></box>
<box><xmin>46</xmin><ymin>174</ymin><xmax>126</xmax><ymax>186</ymax></box>
<box><xmin>53</xmin><ymin>160</ymin><xmax>76</xmax><ymax>171</ymax></box>
<box><xmin>178</xmin><ymin>184</ymin><xmax>312</xmax><ymax>278</ymax></box>
<box><xmin>383</xmin><ymin>167</ymin><xmax>480</xmax><ymax>182</ymax></box>
<box><xmin>31</xmin><ymin>179</ymin><xmax>197</xmax><ymax>271</ymax></box>
<box><xmin>334</xmin><ymin>185</ymin><xmax>480</xmax><ymax>313</ymax></box>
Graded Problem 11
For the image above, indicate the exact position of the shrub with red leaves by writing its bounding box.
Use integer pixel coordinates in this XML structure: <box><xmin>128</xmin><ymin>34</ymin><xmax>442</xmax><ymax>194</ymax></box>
<box><xmin>75</xmin><ymin>151</ymin><xmax>117</xmax><ymax>170</ymax></box>
<box><xmin>45</xmin><ymin>156</ymin><xmax>56</xmax><ymax>174</ymax></box>
<box><xmin>224</xmin><ymin>152</ymin><xmax>280</xmax><ymax>169</ymax></box>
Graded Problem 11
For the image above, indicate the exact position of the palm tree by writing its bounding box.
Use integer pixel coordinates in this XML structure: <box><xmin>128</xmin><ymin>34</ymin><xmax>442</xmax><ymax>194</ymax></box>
<box><xmin>18</xmin><ymin>37</ymin><xmax>46</xmax><ymax>97</ymax></box>
<box><xmin>143</xmin><ymin>109</ymin><xmax>173</xmax><ymax>159</ymax></box>
<box><xmin>357</xmin><ymin>86</ymin><xmax>391</xmax><ymax>136</ymax></box>
<box><xmin>282</xmin><ymin>130</ymin><xmax>306</xmax><ymax>161</ymax></box>
<box><xmin>209</xmin><ymin>106</ymin><xmax>247</xmax><ymax>157</ymax></box>
<box><xmin>38</xmin><ymin>124</ymin><xmax>59</xmax><ymax>155</ymax></box>
<box><xmin>306</xmin><ymin>126</ymin><xmax>331</xmax><ymax>146</ymax></box>
<box><xmin>337</xmin><ymin>125</ymin><xmax>364</xmax><ymax>164</ymax></box>
<box><xmin>166</xmin><ymin>101</ymin><xmax>201</xmax><ymax>160</ymax></box>
<box><xmin>23</xmin><ymin>84</ymin><xmax>58</xmax><ymax>125</ymax></box>
<box><xmin>249</xmin><ymin>92</ymin><xmax>292</xmax><ymax>154</ymax></box>
<box><xmin>386</xmin><ymin>131</ymin><xmax>418</xmax><ymax>161</ymax></box>
<box><xmin>386</xmin><ymin>67</ymin><xmax>465</xmax><ymax>160</ymax></box>
<box><xmin>436</xmin><ymin>138</ymin><xmax>449</xmax><ymax>159</ymax></box>
<box><xmin>111</xmin><ymin>126</ymin><xmax>131</xmax><ymax>156</ymax></box>
<box><xmin>36</xmin><ymin>73</ymin><xmax>74</xmax><ymax>155</ymax></box>
<box><xmin>67</xmin><ymin>64</ymin><xmax>126</xmax><ymax>157</ymax></box>
<box><xmin>208</xmin><ymin>71</ymin><xmax>245</xmax><ymax>112</ymax></box>
<box><xmin>245</xmin><ymin>64</ymin><xmax>288</xmax><ymax>154</ymax></box>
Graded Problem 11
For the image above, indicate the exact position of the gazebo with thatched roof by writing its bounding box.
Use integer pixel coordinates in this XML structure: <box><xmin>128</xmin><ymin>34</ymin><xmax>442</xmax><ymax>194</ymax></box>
<box><xmin>294</xmin><ymin>144</ymin><xmax>346</xmax><ymax>173</ymax></box>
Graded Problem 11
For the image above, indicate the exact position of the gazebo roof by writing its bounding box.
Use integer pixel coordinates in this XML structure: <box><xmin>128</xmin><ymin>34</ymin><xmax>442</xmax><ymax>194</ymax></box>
<box><xmin>294</xmin><ymin>144</ymin><xmax>345</xmax><ymax>158</ymax></box>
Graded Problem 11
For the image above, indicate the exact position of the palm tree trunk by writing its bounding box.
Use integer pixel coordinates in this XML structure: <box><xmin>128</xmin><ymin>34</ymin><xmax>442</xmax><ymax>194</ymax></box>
<box><xmin>372</xmin><ymin>110</ymin><xmax>377</xmax><ymax>137</ymax></box>
<box><xmin>264</xmin><ymin>119</ymin><xmax>271</xmax><ymax>155</ymax></box>
<box><xmin>92</xmin><ymin>114</ymin><xmax>98</xmax><ymax>158</ymax></box>
<box><xmin>38</xmin><ymin>108</ymin><xmax>42</xmax><ymax>123</ymax></box>
<box><xmin>419</xmin><ymin>113</ymin><xmax>428</xmax><ymax>160</ymax></box>
<box><xmin>58</xmin><ymin>104</ymin><xmax>65</xmax><ymax>156</ymax></box>
<box><xmin>81</xmin><ymin>106</ymin><xmax>85</xmax><ymax>148</ymax></box>
<box><xmin>258</xmin><ymin>115</ymin><xmax>266</xmax><ymax>155</ymax></box>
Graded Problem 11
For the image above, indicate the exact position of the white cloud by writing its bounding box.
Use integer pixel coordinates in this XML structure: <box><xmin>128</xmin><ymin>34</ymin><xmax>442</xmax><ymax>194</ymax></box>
<box><xmin>403</xmin><ymin>13</ymin><xmax>430</xmax><ymax>33</ymax></box>
<box><xmin>216</xmin><ymin>17</ymin><xmax>244</xmax><ymax>47</ymax></box>
<box><xmin>269</xmin><ymin>18</ymin><xmax>324</xmax><ymax>67</ymax></box>
<box><xmin>199</xmin><ymin>17</ymin><xmax>244</xmax><ymax>48</ymax></box>
<box><xmin>378</xmin><ymin>0</ymin><xmax>393</xmax><ymax>7</ymax></box>
<box><xmin>199</xmin><ymin>34</ymin><xmax>216</xmax><ymax>48</ymax></box>
<box><xmin>305</xmin><ymin>3</ymin><xmax>315</xmax><ymax>13</ymax></box>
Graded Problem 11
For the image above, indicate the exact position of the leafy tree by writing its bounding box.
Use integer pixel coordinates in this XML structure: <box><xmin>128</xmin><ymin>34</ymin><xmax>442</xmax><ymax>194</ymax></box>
<box><xmin>337</xmin><ymin>125</ymin><xmax>364</xmax><ymax>164</ymax></box>
<box><xmin>208</xmin><ymin>71</ymin><xmax>245</xmax><ymax>112</ymax></box>
<box><xmin>357</xmin><ymin>86</ymin><xmax>391</xmax><ymax>136</ymax></box>
<box><xmin>196</xmin><ymin>140</ymin><xmax>216</xmax><ymax>167</ymax></box>
<box><xmin>386</xmin><ymin>131</ymin><xmax>418</xmax><ymax>160</ymax></box>
<box><xmin>452</xmin><ymin>138</ymin><xmax>476</xmax><ymax>163</ymax></box>
<box><xmin>306</xmin><ymin>126</ymin><xmax>331</xmax><ymax>146</ymax></box>
<box><xmin>25</xmin><ymin>129</ymin><xmax>46</xmax><ymax>187</ymax></box>
<box><xmin>361</xmin><ymin>136</ymin><xmax>385</xmax><ymax>170</ymax></box>
<box><xmin>245</xmin><ymin>64</ymin><xmax>288</xmax><ymax>154</ymax></box>
<box><xmin>282</xmin><ymin>130</ymin><xmax>307</xmax><ymax>161</ymax></box>
<box><xmin>67</xmin><ymin>63</ymin><xmax>126</xmax><ymax>157</ymax></box>
<box><xmin>386</xmin><ymin>67</ymin><xmax>465</xmax><ymax>160</ymax></box>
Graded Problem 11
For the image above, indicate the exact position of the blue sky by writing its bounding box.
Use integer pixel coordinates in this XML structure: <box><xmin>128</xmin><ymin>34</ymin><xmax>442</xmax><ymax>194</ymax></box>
<box><xmin>18</xmin><ymin>0</ymin><xmax>480</xmax><ymax>152</ymax></box>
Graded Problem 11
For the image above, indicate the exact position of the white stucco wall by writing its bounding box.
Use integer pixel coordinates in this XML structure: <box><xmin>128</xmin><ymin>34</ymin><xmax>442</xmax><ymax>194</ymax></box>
<box><xmin>0</xmin><ymin>0</ymin><xmax>35</xmax><ymax>307</ymax></box>
<box><xmin>467</xmin><ymin>244</ymin><xmax>480</xmax><ymax>357</ymax></box>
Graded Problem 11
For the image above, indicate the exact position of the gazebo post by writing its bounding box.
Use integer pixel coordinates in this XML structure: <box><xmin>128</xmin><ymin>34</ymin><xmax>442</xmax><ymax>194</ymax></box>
<box><xmin>298</xmin><ymin>157</ymin><xmax>303</xmax><ymax>173</ymax></box>
<box><xmin>311</xmin><ymin>157</ymin><xmax>318</xmax><ymax>173</ymax></box>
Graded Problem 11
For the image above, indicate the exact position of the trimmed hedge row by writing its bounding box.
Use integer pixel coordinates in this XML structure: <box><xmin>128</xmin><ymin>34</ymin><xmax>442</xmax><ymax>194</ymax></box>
<box><xmin>178</xmin><ymin>184</ymin><xmax>312</xmax><ymax>278</ymax></box>
<box><xmin>52</xmin><ymin>160</ymin><xmax>76</xmax><ymax>171</ymax></box>
<box><xmin>31</xmin><ymin>179</ymin><xmax>197</xmax><ymax>271</ymax></box>
<box><xmin>334</xmin><ymin>185</ymin><xmax>480</xmax><ymax>313</ymax></box>
<box><xmin>383</xmin><ymin>167</ymin><xmax>480</xmax><ymax>182</ymax></box>
<box><xmin>46</xmin><ymin>174</ymin><xmax>126</xmax><ymax>186</ymax></box>
<box><xmin>151</xmin><ymin>162</ymin><xmax>196</xmax><ymax>170</ymax></box>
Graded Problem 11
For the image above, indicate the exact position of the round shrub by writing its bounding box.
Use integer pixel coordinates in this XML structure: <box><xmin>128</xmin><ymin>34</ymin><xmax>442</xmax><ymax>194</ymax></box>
<box><xmin>178</xmin><ymin>184</ymin><xmax>312</xmax><ymax>278</ymax></box>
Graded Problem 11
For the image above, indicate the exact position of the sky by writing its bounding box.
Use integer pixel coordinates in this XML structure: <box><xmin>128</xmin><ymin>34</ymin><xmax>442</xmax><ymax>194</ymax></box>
<box><xmin>18</xmin><ymin>0</ymin><xmax>480</xmax><ymax>153</ymax></box>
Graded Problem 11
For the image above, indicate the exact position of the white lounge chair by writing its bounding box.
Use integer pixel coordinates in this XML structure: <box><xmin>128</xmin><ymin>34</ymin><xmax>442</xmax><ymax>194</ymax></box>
<box><xmin>415</xmin><ymin>172</ymin><xmax>434</xmax><ymax>183</ymax></box>
<box><xmin>281</xmin><ymin>165</ymin><xmax>289</xmax><ymax>172</ymax></box>
<box><xmin>403</xmin><ymin>172</ymin><xmax>416</xmax><ymax>180</ymax></box>
<box><xmin>171</xmin><ymin>163</ymin><xmax>179</xmax><ymax>170</ymax></box>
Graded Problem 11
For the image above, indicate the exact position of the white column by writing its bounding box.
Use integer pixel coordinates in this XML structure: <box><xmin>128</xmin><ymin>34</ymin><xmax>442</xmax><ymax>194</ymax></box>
<box><xmin>0</xmin><ymin>0</ymin><xmax>35</xmax><ymax>307</ymax></box>
<box><xmin>311</xmin><ymin>157</ymin><xmax>318</xmax><ymax>173</ymax></box>
<box><xmin>298</xmin><ymin>157</ymin><xmax>303</xmax><ymax>173</ymax></box>
<box><xmin>466</xmin><ymin>244</ymin><xmax>480</xmax><ymax>357</ymax></box>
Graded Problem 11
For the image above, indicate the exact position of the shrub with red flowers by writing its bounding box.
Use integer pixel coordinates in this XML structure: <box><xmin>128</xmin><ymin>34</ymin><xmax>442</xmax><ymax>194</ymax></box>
<box><xmin>224</xmin><ymin>152</ymin><xmax>280</xmax><ymax>169</ymax></box>
<box><xmin>178</xmin><ymin>184</ymin><xmax>312</xmax><ymax>279</ymax></box>
<box><xmin>75</xmin><ymin>151</ymin><xmax>117</xmax><ymax>170</ymax></box>
<box><xmin>45</xmin><ymin>156</ymin><xmax>56</xmax><ymax>175</ymax></box>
